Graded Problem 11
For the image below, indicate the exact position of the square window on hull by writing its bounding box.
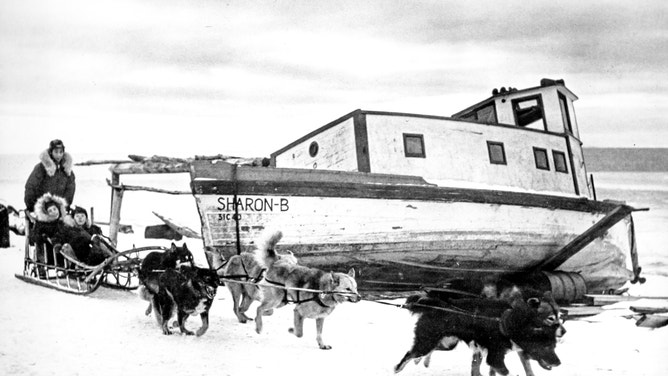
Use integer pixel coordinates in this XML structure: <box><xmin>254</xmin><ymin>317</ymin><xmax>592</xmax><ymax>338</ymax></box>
<box><xmin>553</xmin><ymin>150</ymin><xmax>568</xmax><ymax>173</ymax></box>
<box><xmin>487</xmin><ymin>141</ymin><xmax>507</xmax><ymax>165</ymax></box>
<box><xmin>533</xmin><ymin>147</ymin><xmax>549</xmax><ymax>170</ymax></box>
<box><xmin>403</xmin><ymin>133</ymin><xmax>426</xmax><ymax>158</ymax></box>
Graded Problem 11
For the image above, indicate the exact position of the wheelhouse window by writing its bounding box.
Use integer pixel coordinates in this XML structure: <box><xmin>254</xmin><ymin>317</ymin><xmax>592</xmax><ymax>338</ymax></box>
<box><xmin>459</xmin><ymin>103</ymin><xmax>497</xmax><ymax>123</ymax></box>
<box><xmin>553</xmin><ymin>150</ymin><xmax>568</xmax><ymax>173</ymax></box>
<box><xmin>512</xmin><ymin>95</ymin><xmax>546</xmax><ymax>130</ymax></box>
<box><xmin>558</xmin><ymin>92</ymin><xmax>573</xmax><ymax>133</ymax></box>
<box><xmin>533</xmin><ymin>147</ymin><xmax>549</xmax><ymax>170</ymax></box>
<box><xmin>403</xmin><ymin>133</ymin><xmax>426</xmax><ymax>158</ymax></box>
<box><xmin>486</xmin><ymin>141</ymin><xmax>506</xmax><ymax>165</ymax></box>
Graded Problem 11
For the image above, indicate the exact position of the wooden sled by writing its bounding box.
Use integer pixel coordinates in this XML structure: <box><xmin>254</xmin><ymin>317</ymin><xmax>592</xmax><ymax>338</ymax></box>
<box><xmin>15</xmin><ymin>213</ymin><xmax>168</xmax><ymax>295</ymax></box>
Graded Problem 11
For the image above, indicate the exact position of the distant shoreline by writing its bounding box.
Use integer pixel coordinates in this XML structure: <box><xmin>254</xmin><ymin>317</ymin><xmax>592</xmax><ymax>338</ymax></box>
<box><xmin>3</xmin><ymin>148</ymin><xmax>667</xmax><ymax>172</ymax></box>
<box><xmin>584</xmin><ymin>148</ymin><xmax>668</xmax><ymax>172</ymax></box>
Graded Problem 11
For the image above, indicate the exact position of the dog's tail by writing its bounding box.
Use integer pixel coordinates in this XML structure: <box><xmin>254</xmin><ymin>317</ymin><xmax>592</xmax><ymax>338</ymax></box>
<box><xmin>254</xmin><ymin>230</ymin><xmax>283</xmax><ymax>268</ymax></box>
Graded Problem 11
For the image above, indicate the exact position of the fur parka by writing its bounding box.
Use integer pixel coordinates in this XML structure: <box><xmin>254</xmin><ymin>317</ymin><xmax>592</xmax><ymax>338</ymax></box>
<box><xmin>24</xmin><ymin>150</ymin><xmax>76</xmax><ymax>211</ymax></box>
<box><xmin>31</xmin><ymin>193</ymin><xmax>106</xmax><ymax>265</ymax></box>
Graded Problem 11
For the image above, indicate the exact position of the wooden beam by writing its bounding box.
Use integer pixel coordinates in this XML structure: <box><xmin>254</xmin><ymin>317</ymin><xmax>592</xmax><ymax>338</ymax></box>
<box><xmin>528</xmin><ymin>205</ymin><xmax>633</xmax><ymax>272</ymax></box>
<box><xmin>108</xmin><ymin>172</ymin><xmax>123</xmax><ymax>246</ymax></box>
<box><xmin>584</xmin><ymin>294</ymin><xmax>668</xmax><ymax>306</ymax></box>
<box><xmin>153</xmin><ymin>211</ymin><xmax>201</xmax><ymax>239</ymax></box>
<box><xmin>111</xmin><ymin>162</ymin><xmax>190</xmax><ymax>175</ymax></box>
<box><xmin>106</xmin><ymin>179</ymin><xmax>190</xmax><ymax>195</ymax></box>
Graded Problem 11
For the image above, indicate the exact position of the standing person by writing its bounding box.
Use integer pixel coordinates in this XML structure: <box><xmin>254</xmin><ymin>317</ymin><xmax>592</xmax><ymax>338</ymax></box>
<box><xmin>24</xmin><ymin>139</ymin><xmax>76</xmax><ymax>213</ymax></box>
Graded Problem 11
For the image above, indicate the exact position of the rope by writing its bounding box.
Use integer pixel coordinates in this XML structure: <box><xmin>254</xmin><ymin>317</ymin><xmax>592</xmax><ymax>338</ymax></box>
<box><xmin>368</xmin><ymin>299</ymin><xmax>501</xmax><ymax>322</ymax></box>
<box><xmin>218</xmin><ymin>277</ymin><xmax>361</xmax><ymax>297</ymax></box>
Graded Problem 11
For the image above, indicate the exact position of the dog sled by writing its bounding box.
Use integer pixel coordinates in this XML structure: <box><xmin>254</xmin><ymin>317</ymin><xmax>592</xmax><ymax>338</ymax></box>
<box><xmin>14</xmin><ymin>213</ymin><xmax>169</xmax><ymax>295</ymax></box>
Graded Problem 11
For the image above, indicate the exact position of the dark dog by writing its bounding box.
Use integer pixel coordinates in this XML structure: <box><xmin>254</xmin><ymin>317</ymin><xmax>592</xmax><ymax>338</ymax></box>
<box><xmin>395</xmin><ymin>290</ymin><xmax>561</xmax><ymax>376</ymax></box>
<box><xmin>418</xmin><ymin>275</ymin><xmax>566</xmax><ymax>376</ymax></box>
<box><xmin>220</xmin><ymin>231</ymin><xmax>297</xmax><ymax>323</ymax></box>
<box><xmin>138</xmin><ymin>242</ymin><xmax>194</xmax><ymax>315</ymax></box>
<box><xmin>254</xmin><ymin>230</ymin><xmax>361</xmax><ymax>349</ymax></box>
<box><xmin>150</xmin><ymin>265</ymin><xmax>218</xmax><ymax>336</ymax></box>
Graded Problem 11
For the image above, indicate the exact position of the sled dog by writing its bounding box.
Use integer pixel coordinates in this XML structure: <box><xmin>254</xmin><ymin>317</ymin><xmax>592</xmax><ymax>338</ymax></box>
<box><xmin>220</xmin><ymin>231</ymin><xmax>297</xmax><ymax>323</ymax></box>
<box><xmin>395</xmin><ymin>290</ymin><xmax>561</xmax><ymax>375</ymax></box>
<box><xmin>254</xmin><ymin>231</ymin><xmax>361</xmax><ymax>349</ymax></box>
<box><xmin>138</xmin><ymin>242</ymin><xmax>194</xmax><ymax>315</ymax></box>
<box><xmin>150</xmin><ymin>265</ymin><xmax>218</xmax><ymax>336</ymax></box>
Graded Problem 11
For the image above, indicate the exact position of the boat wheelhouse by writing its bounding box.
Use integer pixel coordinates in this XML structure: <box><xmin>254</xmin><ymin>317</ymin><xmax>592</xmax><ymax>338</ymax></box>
<box><xmin>190</xmin><ymin>79</ymin><xmax>643</xmax><ymax>299</ymax></box>
<box><xmin>272</xmin><ymin>79</ymin><xmax>587</xmax><ymax>198</ymax></box>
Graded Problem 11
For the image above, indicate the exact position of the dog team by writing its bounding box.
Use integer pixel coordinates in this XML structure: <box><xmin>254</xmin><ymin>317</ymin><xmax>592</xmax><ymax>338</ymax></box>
<box><xmin>138</xmin><ymin>230</ymin><xmax>564</xmax><ymax>376</ymax></box>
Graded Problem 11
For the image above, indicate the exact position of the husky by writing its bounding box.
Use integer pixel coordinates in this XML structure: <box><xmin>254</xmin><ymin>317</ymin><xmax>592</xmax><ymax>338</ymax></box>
<box><xmin>219</xmin><ymin>231</ymin><xmax>298</xmax><ymax>323</ymax></box>
<box><xmin>253</xmin><ymin>230</ymin><xmax>361</xmax><ymax>349</ymax></box>
<box><xmin>138</xmin><ymin>242</ymin><xmax>194</xmax><ymax>316</ymax></box>
<box><xmin>149</xmin><ymin>265</ymin><xmax>218</xmax><ymax>336</ymax></box>
<box><xmin>417</xmin><ymin>275</ymin><xmax>567</xmax><ymax>375</ymax></box>
<box><xmin>395</xmin><ymin>289</ymin><xmax>562</xmax><ymax>376</ymax></box>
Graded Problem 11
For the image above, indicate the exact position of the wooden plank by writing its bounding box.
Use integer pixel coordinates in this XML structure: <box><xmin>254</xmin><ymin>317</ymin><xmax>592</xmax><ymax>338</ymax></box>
<box><xmin>585</xmin><ymin>294</ymin><xmax>668</xmax><ymax>306</ymax></box>
<box><xmin>562</xmin><ymin>305</ymin><xmax>605</xmax><ymax>318</ymax></box>
<box><xmin>636</xmin><ymin>315</ymin><xmax>668</xmax><ymax>328</ymax></box>
<box><xmin>630</xmin><ymin>306</ymin><xmax>668</xmax><ymax>315</ymax></box>
<box><xmin>192</xmin><ymin>178</ymin><xmax>623</xmax><ymax>214</ymax></box>
<box><xmin>153</xmin><ymin>211</ymin><xmax>202</xmax><ymax>239</ymax></box>
<box><xmin>190</xmin><ymin>160</ymin><xmax>431</xmax><ymax>187</ymax></box>
<box><xmin>529</xmin><ymin>205</ymin><xmax>633</xmax><ymax>271</ymax></box>
<box><xmin>106</xmin><ymin>179</ymin><xmax>190</xmax><ymax>195</ymax></box>
<box><xmin>111</xmin><ymin>162</ymin><xmax>190</xmax><ymax>175</ymax></box>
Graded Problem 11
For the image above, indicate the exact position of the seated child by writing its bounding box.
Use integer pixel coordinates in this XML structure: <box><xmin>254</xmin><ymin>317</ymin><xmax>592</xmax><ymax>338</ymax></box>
<box><xmin>72</xmin><ymin>206</ymin><xmax>103</xmax><ymax>236</ymax></box>
<box><xmin>32</xmin><ymin>193</ymin><xmax>112</xmax><ymax>268</ymax></box>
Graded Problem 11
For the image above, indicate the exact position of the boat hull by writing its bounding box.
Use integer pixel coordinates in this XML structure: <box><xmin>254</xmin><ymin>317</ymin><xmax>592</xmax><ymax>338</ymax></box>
<box><xmin>190</xmin><ymin>162</ymin><xmax>635</xmax><ymax>294</ymax></box>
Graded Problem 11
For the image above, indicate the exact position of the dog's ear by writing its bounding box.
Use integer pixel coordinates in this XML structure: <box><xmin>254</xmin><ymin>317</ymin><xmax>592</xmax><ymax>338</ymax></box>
<box><xmin>347</xmin><ymin>268</ymin><xmax>356</xmax><ymax>278</ymax></box>
<box><xmin>182</xmin><ymin>242</ymin><xmax>188</xmax><ymax>251</ymax></box>
<box><xmin>170</xmin><ymin>242</ymin><xmax>177</xmax><ymax>251</ymax></box>
<box><xmin>527</xmin><ymin>297</ymin><xmax>541</xmax><ymax>308</ymax></box>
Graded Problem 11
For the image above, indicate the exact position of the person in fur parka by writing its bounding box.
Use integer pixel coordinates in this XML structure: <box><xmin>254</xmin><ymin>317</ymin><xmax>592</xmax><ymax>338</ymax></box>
<box><xmin>32</xmin><ymin>193</ymin><xmax>110</xmax><ymax>267</ymax></box>
<box><xmin>24</xmin><ymin>139</ymin><xmax>76</xmax><ymax>212</ymax></box>
<box><xmin>32</xmin><ymin>193</ymin><xmax>75</xmax><ymax>267</ymax></box>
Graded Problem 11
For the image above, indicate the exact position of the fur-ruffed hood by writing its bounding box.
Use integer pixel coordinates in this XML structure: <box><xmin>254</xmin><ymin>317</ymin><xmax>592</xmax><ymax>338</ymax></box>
<box><xmin>34</xmin><ymin>193</ymin><xmax>75</xmax><ymax>225</ymax></box>
<box><xmin>39</xmin><ymin>149</ymin><xmax>73</xmax><ymax>177</ymax></box>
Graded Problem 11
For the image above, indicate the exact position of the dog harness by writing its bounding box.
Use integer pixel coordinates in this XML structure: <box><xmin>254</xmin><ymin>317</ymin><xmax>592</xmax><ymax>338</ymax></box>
<box><xmin>222</xmin><ymin>258</ymin><xmax>266</xmax><ymax>284</ymax></box>
<box><xmin>263</xmin><ymin>278</ymin><xmax>335</xmax><ymax>308</ymax></box>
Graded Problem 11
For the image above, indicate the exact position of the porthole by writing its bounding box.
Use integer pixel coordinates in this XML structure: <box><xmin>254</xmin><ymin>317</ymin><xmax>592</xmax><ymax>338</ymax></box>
<box><xmin>309</xmin><ymin>141</ymin><xmax>319</xmax><ymax>157</ymax></box>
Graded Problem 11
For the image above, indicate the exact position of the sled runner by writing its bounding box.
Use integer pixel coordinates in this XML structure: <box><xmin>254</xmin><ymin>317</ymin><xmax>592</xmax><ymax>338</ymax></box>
<box><xmin>15</xmin><ymin>213</ymin><xmax>169</xmax><ymax>295</ymax></box>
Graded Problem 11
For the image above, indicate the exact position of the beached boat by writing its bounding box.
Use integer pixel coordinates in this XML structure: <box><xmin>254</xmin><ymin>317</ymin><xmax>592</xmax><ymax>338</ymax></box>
<box><xmin>189</xmin><ymin>78</ymin><xmax>644</xmax><ymax>298</ymax></box>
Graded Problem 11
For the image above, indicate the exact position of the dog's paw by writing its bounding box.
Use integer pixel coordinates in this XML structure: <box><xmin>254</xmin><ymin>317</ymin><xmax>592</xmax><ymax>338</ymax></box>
<box><xmin>182</xmin><ymin>330</ymin><xmax>195</xmax><ymax>336</ymax></box>
<box><xmin>319</xmin><ymin>344</ymin><xmax>332</xmax><ymax>350</ymax></box>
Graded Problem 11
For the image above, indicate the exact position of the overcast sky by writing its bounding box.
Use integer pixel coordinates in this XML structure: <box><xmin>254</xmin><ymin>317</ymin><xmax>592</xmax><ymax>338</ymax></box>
<box><xmin>1</xmin><ymin>0</ymin><xmax>666</xmax><ymax>159</ymax></box>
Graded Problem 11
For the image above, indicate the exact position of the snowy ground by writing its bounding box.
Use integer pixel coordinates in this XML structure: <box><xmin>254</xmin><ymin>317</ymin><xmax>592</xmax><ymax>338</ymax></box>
<box><xmin>1</xmin><ymin>237</ymin><xmax>668</xmax><ymax>376</ymax></box>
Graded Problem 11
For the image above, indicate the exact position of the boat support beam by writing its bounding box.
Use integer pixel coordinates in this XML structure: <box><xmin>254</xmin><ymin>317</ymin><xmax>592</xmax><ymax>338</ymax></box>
<box><xmin>528</xmin><ymin>205</ymin><xmax>646</xmax><ymax>283</ymax></box>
